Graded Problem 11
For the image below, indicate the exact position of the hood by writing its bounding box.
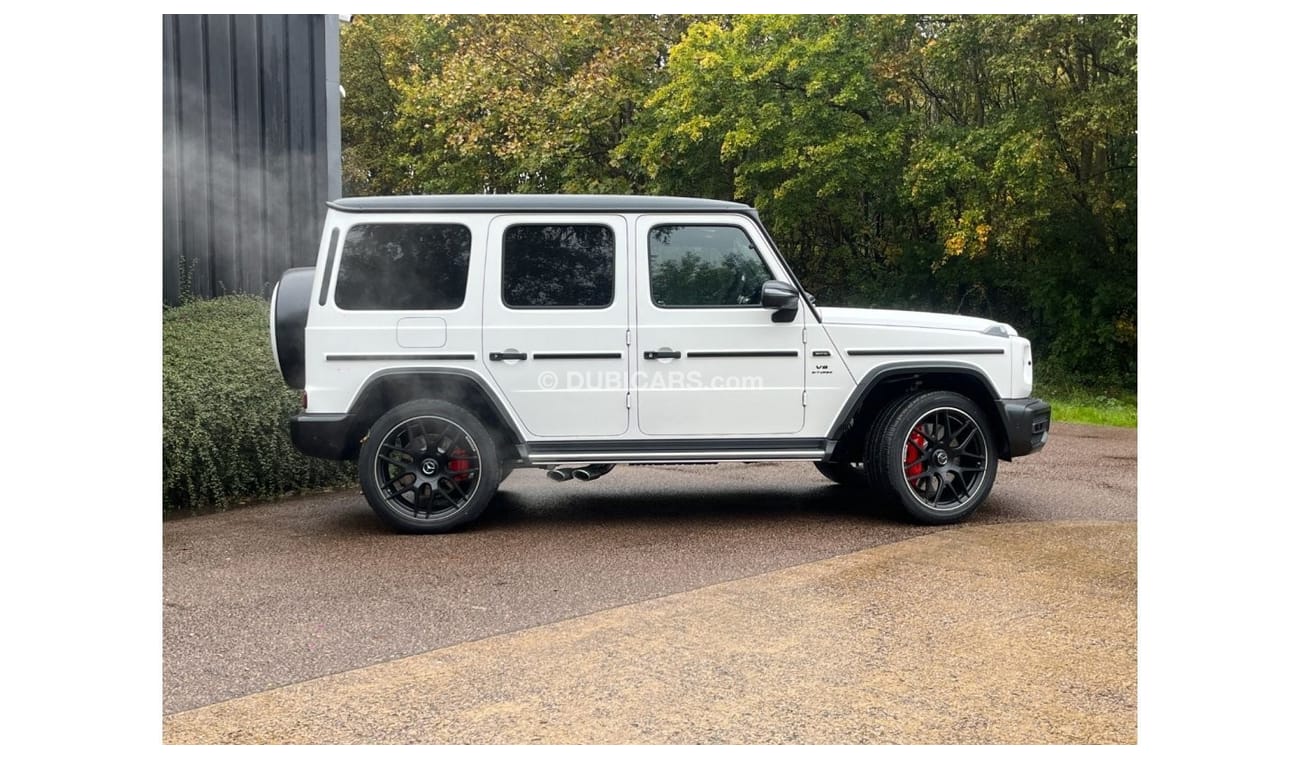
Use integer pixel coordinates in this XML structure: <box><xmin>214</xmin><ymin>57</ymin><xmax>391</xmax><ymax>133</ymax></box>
<box><xmin>817</xmin><ymin>306</ymin><xmax>1015</xmax><ymax>336</ymax></box>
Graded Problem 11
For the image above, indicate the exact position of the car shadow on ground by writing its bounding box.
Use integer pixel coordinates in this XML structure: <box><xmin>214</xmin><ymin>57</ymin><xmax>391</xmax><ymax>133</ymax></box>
<box><xmin>481</xmin><ymin>484</ymin><xmax>883</xmax><ymax>525</ymax></box>
<box><xmin>310</xmin><ymin>478</ymin><xmax>1034</xmax><ymax>539</ymax></box>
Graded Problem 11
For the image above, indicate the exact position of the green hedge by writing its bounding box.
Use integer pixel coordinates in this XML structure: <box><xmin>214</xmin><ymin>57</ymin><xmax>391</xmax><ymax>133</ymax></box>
<box><xmin>163</xmin><ymin>296</ymin><xmax>355</xmax><ymax>511</ymax></box>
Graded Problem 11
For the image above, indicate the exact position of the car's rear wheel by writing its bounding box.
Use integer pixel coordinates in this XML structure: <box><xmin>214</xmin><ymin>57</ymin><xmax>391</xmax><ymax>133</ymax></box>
<box><xmin>868</xmin><ymin>390</ymin><xmax>998</xmax><ymax>524</ymax></box>
<box><xmin>358</xmin><ymin>400</ymin><xmax>501</xmax><ymax>533</ymax></box>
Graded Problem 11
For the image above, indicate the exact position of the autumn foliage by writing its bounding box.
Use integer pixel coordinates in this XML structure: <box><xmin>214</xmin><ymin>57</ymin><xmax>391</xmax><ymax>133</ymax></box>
<box><xmin>342</xmin><ymin>14</ymin><xmax>1137</xmax><ymax>386</ymax></box>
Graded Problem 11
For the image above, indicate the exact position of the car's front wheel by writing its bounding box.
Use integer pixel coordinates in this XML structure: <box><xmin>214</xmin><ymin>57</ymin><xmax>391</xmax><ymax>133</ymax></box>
<box><xmin>867</xmin><ymin>390</ymin><xmax>998</xmax><ymax>524</ymax></box>
<box><xmin>358</xmin><ymin>400</ymin><xmax>502</xmax><ymax>533</ymax></box>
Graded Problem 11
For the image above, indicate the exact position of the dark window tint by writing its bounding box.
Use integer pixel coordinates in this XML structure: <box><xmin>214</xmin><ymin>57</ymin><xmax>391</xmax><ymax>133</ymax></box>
<box><xmin>334</xmin><ymin>224</ymin><xmax>471</xmax><ymax>310</ymax></box>
<box><xmin>502</xmin><ymin>225</ymin><xmax>615</xmax><ymax>308</ymax></box>
<box><xmin>648</xmin><ymin>225</ymin><xmax>771</xmax><ymax>307</ymax></box>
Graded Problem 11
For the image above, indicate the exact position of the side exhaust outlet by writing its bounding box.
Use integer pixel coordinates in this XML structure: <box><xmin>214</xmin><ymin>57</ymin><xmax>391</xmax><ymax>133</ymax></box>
<box><xmin>546</xmin><ymin>468</ymin><xmax>575</xmax><ymax>482</ymax></box>
<box><xmin>572</xmin><ymin>464</ymin><xmax>615</xmax><ymax>481</ymax></box>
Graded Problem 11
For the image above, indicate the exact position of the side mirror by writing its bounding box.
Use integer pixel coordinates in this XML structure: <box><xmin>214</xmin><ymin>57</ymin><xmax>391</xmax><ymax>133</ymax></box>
<box><xmin>760</xmin><ymin>280</ymin><xmax>800</xmax><ymax>322</ymax></box>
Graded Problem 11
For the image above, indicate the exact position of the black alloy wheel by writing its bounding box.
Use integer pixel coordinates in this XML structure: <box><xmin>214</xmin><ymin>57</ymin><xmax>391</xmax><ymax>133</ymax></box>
<box><xmin>898</xmin><ymin>406</ymin><xmax>989</xmax><ymax>512</ymax></box>
<box><xmin>868</xmin><ymin>390</ymin><xmax>999</xmax><ymax>524</ymax></box>
<box><xmin>375</xmin><ymin>416</ymin><xmax>481</xmax><ymax>517</ymax></box>
<box><xmin>359</xmin><ymin>400</ymin><xmax>501</xmax><ymax>533</ymax></box>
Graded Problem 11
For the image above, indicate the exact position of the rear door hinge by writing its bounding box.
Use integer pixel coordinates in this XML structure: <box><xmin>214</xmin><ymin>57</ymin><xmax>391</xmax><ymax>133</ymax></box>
<box><xmin>626</xmin><ymin>391</ymin><xmax>632</xmax><ymax>409</ymax></box>
<box><xmin>802</xmin><ymin>390</ymin><xmax>808</xmax><ymax>407</ymax></box>
<box><xmin>625</xmin><ymin>329</ymin><xmax>631</xmax><ymax>346</ymax></box>
<box><xmin>801</xmin><ymin>327</ymin><xmax>807</xmax><ymax>344</ymax></box>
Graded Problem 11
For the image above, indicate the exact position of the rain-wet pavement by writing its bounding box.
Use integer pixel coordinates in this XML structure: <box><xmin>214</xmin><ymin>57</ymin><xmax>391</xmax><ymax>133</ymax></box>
<box><xmin>163</xmin><ymin>422</ymin><xmax>1136</xmax><ymax>743</ymax></box>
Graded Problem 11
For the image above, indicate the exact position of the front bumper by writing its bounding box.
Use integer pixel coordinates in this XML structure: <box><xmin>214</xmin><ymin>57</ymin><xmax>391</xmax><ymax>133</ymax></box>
<box><xmin>996</xmin><ymin>398</ymin><xmax>1051</xmax><ymax>459</ymax></box>
<box><xmin>290</xmin><ymin>413</ymin><xmax>362</xmax><ymax>461</ymax></box>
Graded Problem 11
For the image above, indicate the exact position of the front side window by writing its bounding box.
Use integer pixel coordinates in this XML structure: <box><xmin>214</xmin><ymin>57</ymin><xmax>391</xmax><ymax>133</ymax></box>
<box><xmin>648</xmin><ymin>225</ymin><xmax>772</xmax><ymax>307</ymax></box>
<box><xmin>334</xmin><ymin>223</ymin><xmax>471</xmax><ymax>310</ymax></box>
<box><xmin>502</xmin><ymin>224</ymin><xmax>615</xmax><ymax>308</ymax></box>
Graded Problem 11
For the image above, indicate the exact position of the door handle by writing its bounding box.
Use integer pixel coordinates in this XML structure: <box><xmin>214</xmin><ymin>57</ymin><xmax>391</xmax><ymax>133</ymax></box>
<box><xmin>643</xmin><ymin>350</ymin><xmax>681</xmax><ymax>360</ymax></box>
<box><xmin>489</xmin><ymin>351</ymin><xmax>528</xmax><ymax>361</ymax></box>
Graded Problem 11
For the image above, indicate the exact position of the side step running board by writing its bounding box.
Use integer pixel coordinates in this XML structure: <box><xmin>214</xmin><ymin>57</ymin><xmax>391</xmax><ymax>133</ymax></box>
<box><xmin>525</xmin><ymin>438</ymin><xmax>829</xmax><ymax>466</ymax></box>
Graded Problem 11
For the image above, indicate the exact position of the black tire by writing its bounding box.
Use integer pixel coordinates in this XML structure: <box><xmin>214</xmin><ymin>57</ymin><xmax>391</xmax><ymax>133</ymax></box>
<box><xmin>358</xmin><ymin>400</ymin><xmax>502</xmax><ymax>533</ymax></box>
<box><xmin>814</xmin><ymin>460</ymin><xmax>870</xmax><ymax>487</ymax></box>
<box><xmin>815</xmin><ymin>395</ymin><xmax>912</xmax><ymax>496</ymax></box>
<box><xmin>867</xmin><ymin>390</ymin><xmax>998</xmax><ymax>525</ymax></box>
<box><xmin>861</xmin><ymin>393</ymin><xmax>916</xmax><ymax>497</ymax></box>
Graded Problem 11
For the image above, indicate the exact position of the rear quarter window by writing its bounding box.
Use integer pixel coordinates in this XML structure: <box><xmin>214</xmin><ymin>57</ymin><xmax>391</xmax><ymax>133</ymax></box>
<box><xmin>334</xmin><ymin>223</ymin><xmax>471</xmax><ymax>310</ymax></box>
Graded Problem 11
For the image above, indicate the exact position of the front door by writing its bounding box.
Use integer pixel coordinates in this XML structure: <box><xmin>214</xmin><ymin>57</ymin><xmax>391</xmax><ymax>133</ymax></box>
<box><xmin>633</xmin><ymin>215</ymin><xmax>806</xmax><ymax>436</ymax></box>
<box><xmin>482</xmin><ymin>215</ymin><xmax>631</xmax><ymax>438</ymax></box>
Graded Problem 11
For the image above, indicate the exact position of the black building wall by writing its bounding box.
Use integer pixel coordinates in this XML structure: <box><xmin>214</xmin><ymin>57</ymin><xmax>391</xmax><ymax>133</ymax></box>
<box><xmin>163</xmin><ymin>14</ymin><xmax>341</xmax><ymax>306</ymax></box>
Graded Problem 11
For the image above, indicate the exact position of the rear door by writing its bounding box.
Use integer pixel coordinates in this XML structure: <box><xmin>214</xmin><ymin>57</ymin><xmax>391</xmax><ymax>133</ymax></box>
<box><xmin>481</xmin><ymin>215</ymin><xmax>631</xmax><ymax>438</ymax></box>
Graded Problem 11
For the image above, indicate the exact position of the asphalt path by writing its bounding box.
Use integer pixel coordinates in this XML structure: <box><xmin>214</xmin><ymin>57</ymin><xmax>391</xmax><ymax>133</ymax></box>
<box><xmin>163</xmin><ymin>422</ymin><xmax>1136</xmax><ymax>720</ymax></box>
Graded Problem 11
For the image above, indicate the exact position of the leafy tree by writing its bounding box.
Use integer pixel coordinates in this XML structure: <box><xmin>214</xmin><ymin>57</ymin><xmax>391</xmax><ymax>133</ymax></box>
<box><xmin>342</xmin><ymin>14</ymin><xmax>694</xmax><ymax>195</ymax></box>
<box><xmin>340</xmin><ymin>15</ymin><xmax>457</xmax><ymax>195</ymax></box>
<box><xmin>623</xmin><ymin>14</ymin><xmax>1137</xmax><ymax>383</ymax></box>
<box><xmin>340</xmin><ymin>14</ymin><xmax>1138</xmax><ymax>386</ymax></box>
<box><xmin>620</xmin><ymin>15</ymin><xmax>915</xmax><ymax>308</ymax></box>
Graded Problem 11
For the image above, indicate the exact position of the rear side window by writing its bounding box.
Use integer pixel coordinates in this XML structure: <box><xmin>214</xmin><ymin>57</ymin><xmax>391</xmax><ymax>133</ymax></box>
<box><xmin>502</xmin><ymin>224</ymin><xmax>615</xmax><ymax>308</ymax></box>
<box><xmin>334</xmin><ymin>223</ymin><xmax>471</xmax><ymax>310</ymax></box>
<box><xmin>648</xmin><ymin>225</ymin><xmax>772</xmax><ymax>307</ymax></box>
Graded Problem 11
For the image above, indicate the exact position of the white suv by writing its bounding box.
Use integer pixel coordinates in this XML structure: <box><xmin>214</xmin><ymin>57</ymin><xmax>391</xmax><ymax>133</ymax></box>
<box><xmin>272</xmin><ymin>195</ymin><xmax>1049</xmax><ymax>533</ymax></box>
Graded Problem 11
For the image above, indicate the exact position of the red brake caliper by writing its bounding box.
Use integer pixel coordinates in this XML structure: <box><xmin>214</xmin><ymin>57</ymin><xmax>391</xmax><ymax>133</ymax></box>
<box><xmin>447</xmin><ymin>448</ymin><xmax>472</xmax><ymax>480</ymax></box>
<box><xmin>904</xmin><ymin>427</ymin><xmax>926</xmax><ymax>480</ymax></box>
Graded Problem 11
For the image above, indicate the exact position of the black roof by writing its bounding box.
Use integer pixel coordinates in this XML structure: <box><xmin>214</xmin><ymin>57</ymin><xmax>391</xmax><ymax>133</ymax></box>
<box><xmin>327</xmin><ymin>194</ymin><xmax>756</xmax><ymax>215</ymax></box>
